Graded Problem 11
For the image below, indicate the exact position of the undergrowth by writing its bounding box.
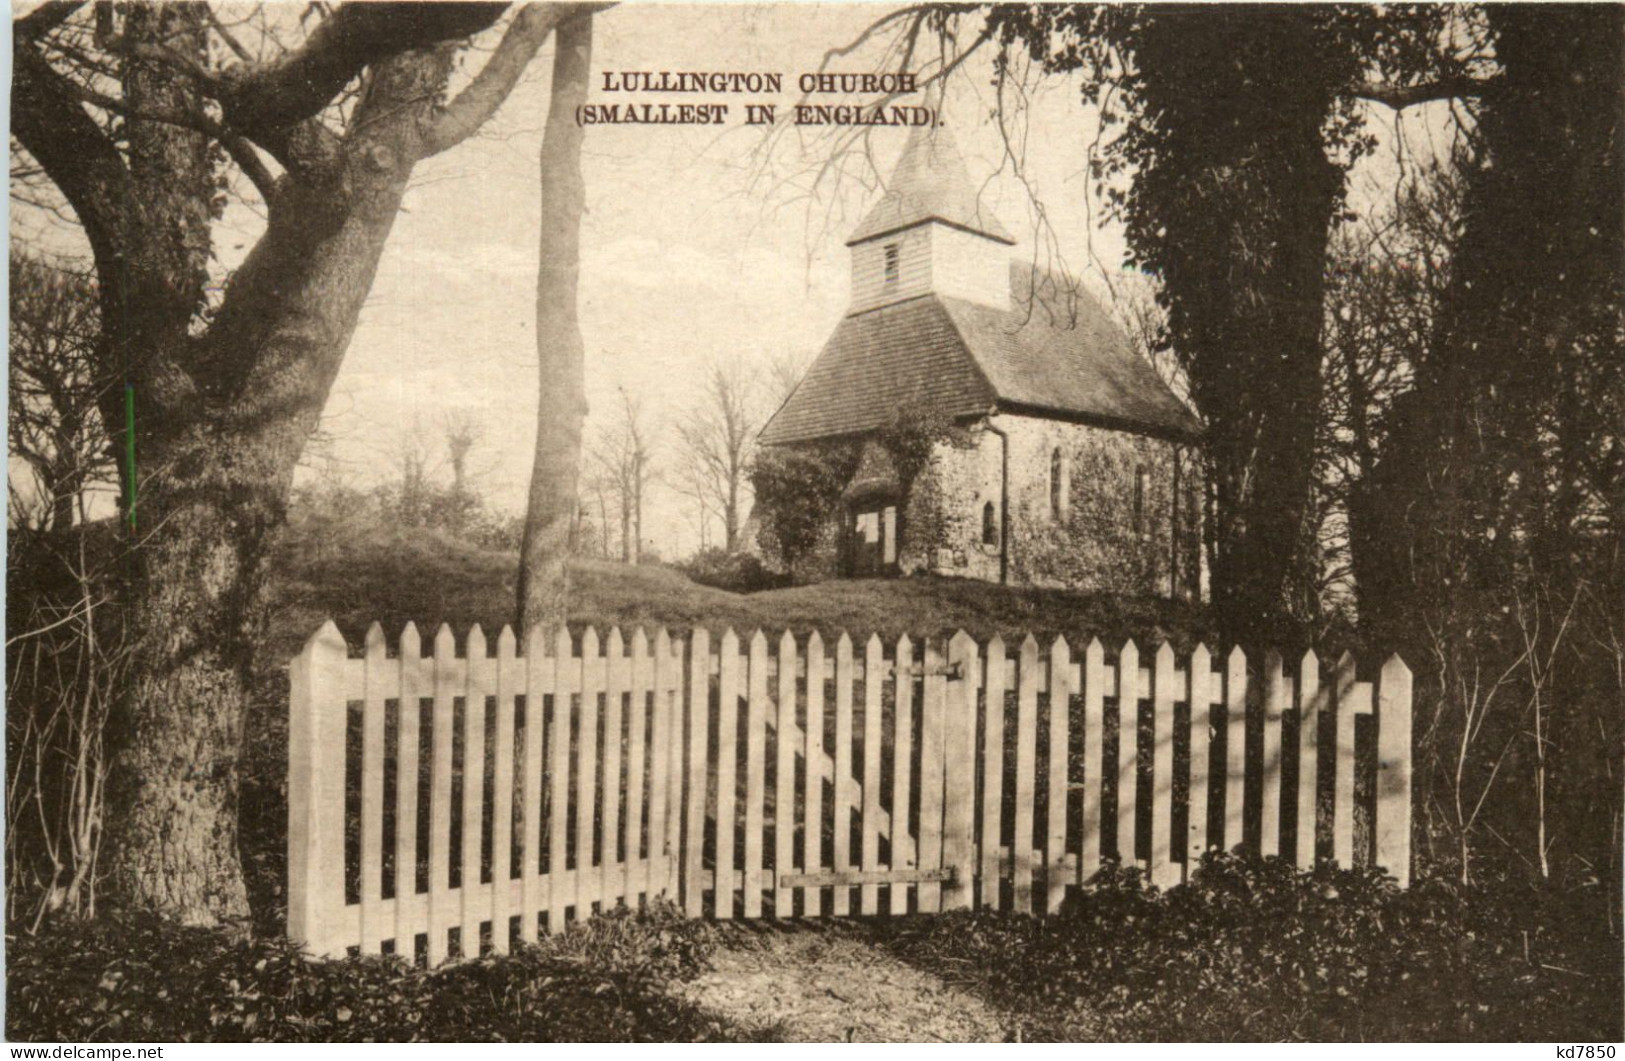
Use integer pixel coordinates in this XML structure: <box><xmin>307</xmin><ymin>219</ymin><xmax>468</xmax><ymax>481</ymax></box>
<box><xmin>871</xmin><ymin>854</ymin><xmax>1622</xmax><ymax>1042</ymax></box>
<box><xmin>6</xmin><ymin>905</ymin><xmax>771</xmax><ymax>1043</ymax></box>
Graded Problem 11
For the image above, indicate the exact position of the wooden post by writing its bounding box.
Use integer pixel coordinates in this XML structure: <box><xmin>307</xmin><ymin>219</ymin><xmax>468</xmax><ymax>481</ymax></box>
<box><xmin>1376</xmin><ymin>655</ymin><xmax>1413</xmax><ymax>887</ymax></box>
<box><xmin>288</xmin><ymin>621</ymin><xmax>349</xmax><ymax>958</ymax></box>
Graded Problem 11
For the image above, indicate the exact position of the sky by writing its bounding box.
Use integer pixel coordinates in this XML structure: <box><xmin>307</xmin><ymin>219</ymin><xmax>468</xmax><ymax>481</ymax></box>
<box><xmin>10</xmin><ymin>2</ymin><xmax>1452</xmax><ymax>556</ymax></box>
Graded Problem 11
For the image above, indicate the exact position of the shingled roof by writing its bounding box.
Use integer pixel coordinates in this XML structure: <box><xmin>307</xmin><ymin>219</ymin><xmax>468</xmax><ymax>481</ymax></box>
<box><xmin>846</xmin><ymin>125</ymin><xmax>1016</xmax><ymax>247</ymax></box>
<box><xmin>758</xmin><ymin>267</ymin><xmax>1203</xmax><ymax>445</ymax></box>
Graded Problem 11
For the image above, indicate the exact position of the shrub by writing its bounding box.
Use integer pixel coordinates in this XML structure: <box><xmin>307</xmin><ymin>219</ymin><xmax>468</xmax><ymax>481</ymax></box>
<box><xmin>679</xmin><ymin>548</ymin><xmax>789</xmax><ymax>594</ymax></box>
<box><xmin>6</xmin><ymin>905</ymin><xmax>770</xmax><ymax>1043</ymax></box>
<box><xmin>874</xmin><ymin>853</ymin><xmax>1622</xmax><ymax>1042</ymax></box>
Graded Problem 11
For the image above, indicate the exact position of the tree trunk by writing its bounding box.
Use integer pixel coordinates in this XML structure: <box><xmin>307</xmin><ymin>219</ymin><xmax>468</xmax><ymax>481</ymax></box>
<box><xmin>517</xmin><ymin>15</ymin><xmax>593</xmax><ymax>634</ymax></box>
<box><xmin>101</xmin><ymin>49</ymin><xmax>457</xmax><ymax>924</ymax></box>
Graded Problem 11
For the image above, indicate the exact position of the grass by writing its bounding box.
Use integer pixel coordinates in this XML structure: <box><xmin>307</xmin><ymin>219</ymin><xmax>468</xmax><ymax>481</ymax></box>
<box><xmin>266</xmin><ymin>518</ymin><xmax>1213</xmax><ymax>662</ymax></box>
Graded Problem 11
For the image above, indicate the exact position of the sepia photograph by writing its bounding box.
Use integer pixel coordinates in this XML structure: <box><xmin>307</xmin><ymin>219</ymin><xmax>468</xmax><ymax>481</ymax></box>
<box><xmin>5</xmin><ymin>0</ymin><xmax>1622</xmax><ymax>1044</ymax></box>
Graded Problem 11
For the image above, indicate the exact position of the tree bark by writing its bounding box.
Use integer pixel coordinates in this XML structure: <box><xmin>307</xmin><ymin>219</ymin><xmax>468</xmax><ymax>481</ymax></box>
<box><xmin>517</xmin><ymin>14</ymin><xmax>594</xmax><ymax>634</ymax></box>
<box><xmin>102</xmin><ymin>47</ymin><xmax>462</xmax><ymax>924</ymax></box>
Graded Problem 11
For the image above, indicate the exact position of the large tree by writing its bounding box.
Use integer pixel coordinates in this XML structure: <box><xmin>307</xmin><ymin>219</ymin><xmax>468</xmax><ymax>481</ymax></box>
<box><xmin>12</xmin><ymin>0</ymin><xmax>600</xmax><ymax>924</ymax></box>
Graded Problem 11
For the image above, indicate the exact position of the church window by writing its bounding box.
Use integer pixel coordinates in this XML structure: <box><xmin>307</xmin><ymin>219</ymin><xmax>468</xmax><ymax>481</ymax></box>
<box><xmin>883</xmin><ymin>243</ymin><xmax>900</xmax><ymax>284</ymax></box>
<box><xmin>982</xmin><ymin>500</ymin><xmax>999</xmax><ymax>546</ymax></box>
<box><xmin>1049</xmin><ymin>447</ymin><xmax>1069</xmax><ymax>521</ymax></box>
<box><xmin>1134</xmin><ymin>465</ymin><xmax>1150</xmax><ymax>538</ymax></box>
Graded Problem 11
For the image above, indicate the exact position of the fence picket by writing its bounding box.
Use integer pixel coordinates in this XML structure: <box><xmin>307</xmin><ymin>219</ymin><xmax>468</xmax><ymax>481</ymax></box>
<box><xmin>775</xmin><ymin>631</ymin><xmax>797</xmax><ymax>917</ymax></box>
<box><xmin>917</xmin><ymin>637</ymin><xmax>948</xmax><ymax>913</ymax></box>
<box><xmin>1046</xmin><ymin>637</ymin><xmax>1072</xmax><ymax>909</ymax></box>
<box><xmin>626</xmin><ymin>629</ymin><xmax>650</xmax><ymax>906</ymax></box>
<box><xmin>520</xmin><ymin>626</ymin><xmax>548</xmax><ymax>943</ymax></box>
<box><xmin>1081</xmin><ymin>638</ymin><xmax>1105</xmax><ymax>884</ymax></box>
<box><xmin>832</xmin><ymin>632</ymin><xmax>856</xmax><ymax>916</ymax></box>
<box><xmin>360</xmin><ymin>623</ymin><xmax>388</xmax><ymax>955</ymax></box>
<box><xmin>602</xmin><ymin>629</ymin><xmax>627</xmax><ymax>908</ymax></box>
<box><xmin>1187</xmin><ymin>643</ymin><xmax>1213</xmax><ymax>871</ymax></box>
<box><xmin>716</xmin><ymin>629</ymin><xmax>741</xmax><ymax>919</ymax></box>
<box><xmin>1261</xmin><ymin>649</ymin><xmax>1285</xmax><ymax>858</ymax></box>
<box><xmin>802</xmin><ymin>631</ymin><xmax>826</xmax><ymax>917</ymax></box>
<box><xmin>1333</xmin><ymin>653</ymin><xmax>1359</xmax><ymax>868</ymax></box>
<box><xmin>394</xmin><ymin>624</ymin><xmax>423</xmax><ymax>958</ymax></box>
<box><xmin>1376</xmin><ymin>655</ymin><xmax>1413</xmax><ymax>887</ymax></box>
<box><xmin>1013</xmin><ymin>635</ymin><xmax>1039</xmax><ymax>913</ymax></box>
<box><xmin>1117</xmin><ymin>640</ymin><xmax>1140</xmax><ymax>867</ymax></box>
<box><xmin>1150</xmin><ymin>642</ymin><xmax>1175</xmax><ymax>889</ymax></box>
<box><xmin>744</xmin><ymin>632</ymin><xmax>769</xmax><ymax>917</ymax></box>
<box><xmin>979</xmin><ymin>635</ymin><xmax>1007</xmax><ymax>910</ymax></box>
<box><xmin>428</xmin><ymin>624</ymin><xmax>458</xmax><ymax>964</ymax></box>
<box><xmin>1223</xmin><ymin>646</ymin><xmax>1246</xmax><ymax>852</ymax></box>
<box><xmin>648</xmin><ymin>629</ymin><xmax>673</xmax><ymax>907</ymax></box>
<box><xmin>288</xmin><ymin>622</ymin><xmax>347</xmax><ymax>958</ymax></box>
<box><xmin>680</xmin><ymin>628</ymin><xmax>708</xmax><ymax>916</ymax></box>
<box><xmin>889</xmin><ymin>635</ymin><xmax>915</xmax><ymax>916</ymax></box>
<box><xmin>574</xmin><ymin>629</ymin><xmax>602</xmax><ymax>920</ymax></box>
<box><xmin>1296</xmin><ymin>650</ymin><xmax>1321</xmax><ymax>870</ymax></box>
<box><xmin>942</xmin><ymin>631</ymin><xmax>978</xmax><ymax>911</ymax></box>
<box><xmin>547</xmin><ymin>626</ymin><xmax>574</xmax><ymax>934</ymax></box>
<box><xmin>461</xmin><ymin>625</ymin><xmax>489</xmax><ymax>956</ymax></box>
<box><xmin>861</xmin><ymin>634</ymin><xmax>885</xmax><ymax>915</ymax></box>
<box><xmin>492</xmin><ymin>626</ymin><xmax>518</xmax><ymax>953</ymax></box>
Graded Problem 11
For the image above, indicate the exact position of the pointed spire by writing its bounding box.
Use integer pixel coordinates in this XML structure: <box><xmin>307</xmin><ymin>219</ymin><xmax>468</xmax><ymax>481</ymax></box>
<box><xmin>846</xmin><ymin>123</ymin><xmax>1014</xmax><ymax>247</ymax></box>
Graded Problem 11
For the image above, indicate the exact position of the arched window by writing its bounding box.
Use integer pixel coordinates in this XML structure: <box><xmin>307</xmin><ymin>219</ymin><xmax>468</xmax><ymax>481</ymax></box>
<box><xmin>1133</xmin><ymin>465</ymin><xmax>1150</xmax><ymax>538</ymax></box>
<box><xmin>982</xmin><ymin>500</ymin><xmax>999</xmax><ymax>546</ymax></box>
<box><xmin>1049</xmin><ymin>447</ymin><xmax>1067</xmax><ymax>521</ymax></box>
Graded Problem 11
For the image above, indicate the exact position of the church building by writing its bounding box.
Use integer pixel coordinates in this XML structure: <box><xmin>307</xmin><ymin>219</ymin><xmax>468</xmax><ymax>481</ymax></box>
<box><xmin>756</xmin><ymin>124</ymin><xmax>1203</xmax><ymax>597</ymax></box>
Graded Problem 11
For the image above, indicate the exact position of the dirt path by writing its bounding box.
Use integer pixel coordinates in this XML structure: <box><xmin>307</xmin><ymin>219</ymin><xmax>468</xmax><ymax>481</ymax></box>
<box><xmin>674</xmin><ymin>923</ymin><xmax>1010</xmax><ymax>1042</ymax></box>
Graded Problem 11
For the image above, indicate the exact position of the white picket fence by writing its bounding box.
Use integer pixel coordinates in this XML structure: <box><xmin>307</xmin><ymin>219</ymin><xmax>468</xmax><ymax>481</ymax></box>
<box><xmin>288</xmin><ymin>620</ymin><xmax>1413</xmax><ymax>962</ymax></box>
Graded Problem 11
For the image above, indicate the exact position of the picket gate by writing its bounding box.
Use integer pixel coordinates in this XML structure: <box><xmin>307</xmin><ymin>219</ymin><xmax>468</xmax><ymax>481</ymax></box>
<box><xmin>288</xmin><ymin>620</ymin><xmax>1413</xmax><ymax>961</ymax></box>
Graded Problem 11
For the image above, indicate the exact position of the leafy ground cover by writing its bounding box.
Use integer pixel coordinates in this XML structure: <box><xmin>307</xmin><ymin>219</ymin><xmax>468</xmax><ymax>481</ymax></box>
<box><xmin>6</xmin><ymin>905</ymin><xmax>771</xmax><ymax>1043</ymax></box>
<box><xmin>868</xmin><ymin>854</ymin><xmax>1623</xmax><ymax>1042</ymax></box>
